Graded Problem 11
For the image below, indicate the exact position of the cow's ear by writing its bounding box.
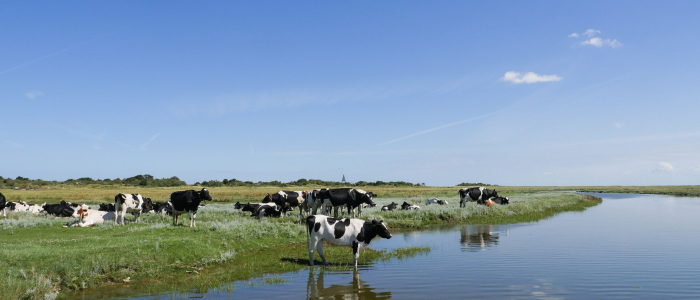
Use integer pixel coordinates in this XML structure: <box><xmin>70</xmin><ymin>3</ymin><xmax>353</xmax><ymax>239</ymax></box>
<box><xmin>372</xmin><ymin>220</ymin><xmax>378</xmax><ymax>225</ymax></box>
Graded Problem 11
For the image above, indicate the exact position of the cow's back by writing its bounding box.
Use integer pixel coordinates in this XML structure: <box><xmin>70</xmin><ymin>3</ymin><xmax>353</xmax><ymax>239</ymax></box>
<box><xmin>170</xmin><ymin>190</ymin><xmax>199</xmax><ymax>212</ymax></box>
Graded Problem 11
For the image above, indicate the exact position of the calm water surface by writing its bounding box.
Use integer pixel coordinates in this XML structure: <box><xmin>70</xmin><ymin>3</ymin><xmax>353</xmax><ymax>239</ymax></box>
<box><xmin>133</xmin><ymin>193</ymin><xmax>700</xmax><ymax>299</ymax></box>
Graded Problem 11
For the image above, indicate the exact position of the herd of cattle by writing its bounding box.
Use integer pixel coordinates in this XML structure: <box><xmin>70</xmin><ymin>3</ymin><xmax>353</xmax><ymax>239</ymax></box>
<box><xmin>0</xmin><ymin>186</ymin><xmax>508</xmax><ymax>267</ymax></box>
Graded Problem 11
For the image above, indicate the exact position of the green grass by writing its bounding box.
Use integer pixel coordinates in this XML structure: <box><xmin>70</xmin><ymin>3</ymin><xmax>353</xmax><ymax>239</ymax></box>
<box><xmin>0</xmin><ymin>189</ymin><xmax>600</xmax><ymax>300</ymax></box>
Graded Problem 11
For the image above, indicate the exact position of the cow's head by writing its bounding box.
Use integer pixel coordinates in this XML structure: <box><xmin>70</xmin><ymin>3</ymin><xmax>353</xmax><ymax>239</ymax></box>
<box><xmin>372</xmin><ymin>220</ymin><xmax>392</xmax><ymax>239</ymax></box>
<box><xmin>262</xmin><ymin>194</ymin><xmax>272</xmax><ymax>203</ymax></box>
<box><xmin>234</xmin><ymin>202</ymin><xmax>244</xmax><ymax>209</ymax></box>
<box><xmin>199</xmin><ymin>188</ymin><xmax>213</xmax><ymax>201</ymax></box>
<box><xmin>71</xmin><ymin>204</ymin><xmax>90</xmax><ymax>219</ymax></box>
<box><xmin>142</xmin><ymin>198</ymin><xmax>154</xmax><ymax>212</ymax></box>
<box><xmin>359</xmin><ymin>191</ymin><xmax>376</xmax><ymax>207</ymax></box>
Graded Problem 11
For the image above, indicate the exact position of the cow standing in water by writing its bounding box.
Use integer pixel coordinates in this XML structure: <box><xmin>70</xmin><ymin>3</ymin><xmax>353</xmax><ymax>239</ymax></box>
<box><xmin>459</xmin><ymin>187</ymin><xmax>498</xmax><ymax>207</ymax></box>
<box><xmin>306</xmin><ymin>215</ymin><xmax>392</xmax><ymax>268</ymax></box>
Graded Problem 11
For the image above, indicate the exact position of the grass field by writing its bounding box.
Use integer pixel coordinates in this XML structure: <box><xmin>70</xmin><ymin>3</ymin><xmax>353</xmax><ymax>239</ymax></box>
<box><xmin>2</xmin><ymin>185</ymin><xmax>698</xmax><ymax>205</ymax></box>
<box><xmin>0</xmin><ymin>186</ymin><xmax>609</xmax><ymax>299</ymax></box>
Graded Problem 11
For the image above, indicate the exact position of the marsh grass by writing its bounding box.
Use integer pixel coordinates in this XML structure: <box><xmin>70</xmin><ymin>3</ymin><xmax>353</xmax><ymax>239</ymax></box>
<box><xmin>0</xmin><ymin>190</ymin><xmax>600</xmax><ymax>300</ymax></box>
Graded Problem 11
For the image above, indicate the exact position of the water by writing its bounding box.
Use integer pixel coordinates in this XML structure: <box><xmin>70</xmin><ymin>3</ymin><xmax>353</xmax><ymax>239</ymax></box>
<box><xmin>137</xmin><ymin>193</ymin><xmax>700</xmax><ymax>299</ymax></box>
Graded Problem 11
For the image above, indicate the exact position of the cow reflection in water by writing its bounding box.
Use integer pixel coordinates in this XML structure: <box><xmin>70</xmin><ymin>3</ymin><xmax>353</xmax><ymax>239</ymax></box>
<box><xmin>460</xmin><ymin>225</ymin><xmax>503</xmax><ymax>252</ymax></box>
<box><xmin>306</xmin><ymin>268</ymin><xmax>391</xmax><ymax>300</ymax></box>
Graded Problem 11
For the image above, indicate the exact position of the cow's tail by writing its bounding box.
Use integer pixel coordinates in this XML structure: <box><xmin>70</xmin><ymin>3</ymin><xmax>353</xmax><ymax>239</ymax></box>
<box><xmin>305</xmin><ymin>215</ymin><xmax>315</xmax><ymax>247</ymax></box>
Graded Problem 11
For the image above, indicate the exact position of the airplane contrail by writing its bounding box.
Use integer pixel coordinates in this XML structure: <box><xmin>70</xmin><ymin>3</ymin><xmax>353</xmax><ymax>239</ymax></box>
<box><xmin>0</xmin><ymin>31</ymin><xmax>117</xmax><ymax>76</ymax></box>
<box><xmin>379</xmin><ymin>110</ymin><xmax>500</xmax><ymax>146</ymax></box>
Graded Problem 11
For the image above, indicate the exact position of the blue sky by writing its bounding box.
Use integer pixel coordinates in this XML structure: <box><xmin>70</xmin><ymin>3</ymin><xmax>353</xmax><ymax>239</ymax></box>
<box><xmin>2</xmin><ymin>1</ymin><xmax>700</xmax><ymax>186</ymax></box>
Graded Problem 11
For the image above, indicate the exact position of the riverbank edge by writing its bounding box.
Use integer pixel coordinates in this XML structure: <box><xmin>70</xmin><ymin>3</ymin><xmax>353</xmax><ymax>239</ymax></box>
<box><xmin>2</xmin><ymin>193</ymin><xmax>601</xmax><ymax>300</ymax></box>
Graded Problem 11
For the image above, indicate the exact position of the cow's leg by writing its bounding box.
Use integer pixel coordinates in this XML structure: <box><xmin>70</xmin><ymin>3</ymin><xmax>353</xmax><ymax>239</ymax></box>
<box><xmin>192</xmin><ymin>212</ymin><xmax>197</xmax><ymax>227</ymax></box>
<box><xmin>316</xmin><ymin>241</ymin><xmax>328</xmax><ymax>266</ymax></box>
<box><xmin>308</xmin><ymin>237</ymin><xmax>318</xmax><ymax>266</ymax></box>
<box><xmin>188</xmin><ymin>211</ymin><xmax>193</xmax><ymax>227</ymax></box>
<box><xmin>2</xmin><ymin>207</ymin><xmax>5</xmax><ymax>217</ymax></box>
<box><xmin>173</xmin><ymin>214</ymin><xmax>178</xmax><ymax>226</ymax></box>
<box><xmin>136</xmin><ymin>212</ymin><xmax>141</xmax><ymax>223</ymax></box>
<box><xmin>114</xmin><ymin>205</ymin><xmax>119</xmax><ymax>224</ymax></box>
<box><xmin>352</xmin><ymin>241</ymin><xmax>360</xmax><ymax>269</ymax></box>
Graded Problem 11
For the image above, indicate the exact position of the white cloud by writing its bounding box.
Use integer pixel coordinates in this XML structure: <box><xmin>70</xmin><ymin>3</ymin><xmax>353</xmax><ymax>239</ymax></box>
<box><xmin>4</xmin><ymin>140</ymin><xmax>24</xmax><ymax>149</ymax></box>
<box><xmin>501</xmin><ymin>71</ymin><xmax>562</xmax><ymax>84</ymax></box>
<box><xmin>568</xmin><ymin>33</ymin><xmax>579</xmax><ymax>38</ymax></box>
<box><xmin>614</xmin><ymin>123</ymin><xmax>624</xmax><ymax>129</ymax></box>
<box><xmin>581</xmin><ymin>37</ymin><xmax>622</xmax><ymax>48</ymax></box>
<box><xmin>653</xmin><ymin>162</ymin><xmax>674</xmax><ymax>173</ymax></box>
<box><xmin>25</xmin><ymin>91</ymin><xmax>44</xmax><ymax>100</ymax></box>
<box><xmin>583</xmin><ymin>29</ymin><xmax>601</xmax><ymax>37</ymax></box>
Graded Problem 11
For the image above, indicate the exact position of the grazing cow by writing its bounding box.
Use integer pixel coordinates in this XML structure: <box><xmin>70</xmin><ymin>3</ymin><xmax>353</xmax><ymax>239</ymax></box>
<box><xmin>42</xmin><ymin>201</ymin><xmax>75</xmax><ymax>217</ymax></box>
<box><xmin>400</xmin><ymin>202</ymin><xmax>420</xmax><ymax>210</ymax></box>
<box><xmin>425</xmin><ymin>198</ymin><xmax>448</xmax><ymax>205</ymax></box>
<box><xmin>233</xmin><ymin>202</ymin><xmax>246</xmax><ymax>210</ymax></box>
<box><xmin>66</xmin><ymin>204</ymin><xmax>116</xmax><ymax>227</ymax></box>
<box><xmin>169</xmin><ymin>188</ymin><xmax>212</xmax><ymax>227</ymax></box>
<box><xmin>114</xmin><ymin>193</ymin><xmax>145</xmax><ymax>225</ymax></box>
<box><xmin>381</xmin><ymin>202</ymin><xmax>398</xmax><ymax>211</ymax></box>
<box><xmin>306</xmin><ymin>215</ymin><xmax>392</xmax><ymax>268</ymax></box>
<box><xmin>317</xmin><ymin>188</ymin><xmax>376</xmax><ymax>218</ymax></box>
<box><xmin>459</xmin><ymin>187</ymin><xmax>498</xmax><ymax>207</ymax></box>
<box><xmin>484</xmin><ymin>196</ymin><xmax>509</xmax><ymax>206</ymax></box>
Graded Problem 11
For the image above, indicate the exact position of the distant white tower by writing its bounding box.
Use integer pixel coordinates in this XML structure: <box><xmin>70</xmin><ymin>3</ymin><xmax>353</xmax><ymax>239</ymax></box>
<box><xmin>342</xmin><ymin>174</ymin><xmax>346</xmax><ymax>183</ymax></box>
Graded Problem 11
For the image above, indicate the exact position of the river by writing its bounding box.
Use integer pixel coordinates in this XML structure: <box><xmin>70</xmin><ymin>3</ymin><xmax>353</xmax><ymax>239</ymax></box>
<box><xmin>130</xmin><ymin>193</ymin><xmax>700</xmax><ymax>299</ymax></box>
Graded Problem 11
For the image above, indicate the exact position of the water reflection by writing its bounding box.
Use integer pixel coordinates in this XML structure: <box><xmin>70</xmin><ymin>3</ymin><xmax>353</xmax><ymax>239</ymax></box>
<box><xmin>460</xmin><ymin>225</ymin><xmax>507</xmax><ymax>252</ymax></box>
<box><xmin>306</xmin><ymin>268</ymin><xmax>391</xmax><ymax>300</ymax></box>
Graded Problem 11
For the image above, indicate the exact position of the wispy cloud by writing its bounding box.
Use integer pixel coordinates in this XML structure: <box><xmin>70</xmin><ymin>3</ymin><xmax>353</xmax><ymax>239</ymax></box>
<box><xmin>25</xmin><ymin>91</ymin><xmax>44</xmax><ymax>100</ymax></box>
<box><xmin>613</xmin><ymin>123</ymin><xmax>624</xmax><ymax>129</ymax></box>
<box><xmin>501</xmin><ymin>71</ymin><xmax>562</xmax><ymax>84</ymax></box>
<box><xmin>653</xmin><ymin>162</ymin><xmax>674</xmax><ymax>173</ymax></box>
<box><xmin>569</xmin><ymin>29</ymin><xmax>621</xmax><ymax>48</ymax></box>
<box><xmin>581</xmin><ymin>37</ymin><xmax>622</xmax><ymax>48</ymax></box>
<box><xmin>139</xmin><ymin>133</ymin><xmax>159</xmax><ymax>151</ymax></box>
<box><xmin>4</xmin><ymin>140</ymin><xmax>24</xmax><ymax>149</ymax></box>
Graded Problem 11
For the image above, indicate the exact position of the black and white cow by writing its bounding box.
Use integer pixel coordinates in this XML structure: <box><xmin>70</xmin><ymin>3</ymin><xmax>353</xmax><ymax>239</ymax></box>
<box><xmin>0</xmin><ymin>193</ymin><xmax>7</xmax><ymax>217</ymax></box>
<box><xmin>425</xmin><ymin>198</ymin><xmax>448</xmax><ymax>205</ymax></box>
<box><xmin>306</xmin><ymin>215</ymin><xmax>392</xmax><ymax>268</ymax></box>
<box><xmin>114</xmin><ymin>193</ymin><xmax>145</xmax><ymax>225</ymax></box>
<box><xmin>262</xmin><ymin>191</ymin><xmax>306</xmax><ymax>217</ymax></box>
<box><xmin>152</xmin><ymin>201</ymin><xmax>172</xmax><ymax>215</ymax></box>
<box><xmin>485</xmin><ymin>196</ymin><xmax>509</xmax><ymax>205</ymax></box>
<box><xmin>42</xmin><ymin>201</ymin><xmax>75</xmax><ymax>217</ymax></box>
<box><xmin>400</xmin><ymin>201</ymin><xmax>420</xmax><ymax>210</ymax></box>
<box><xmin>316</xmin><ymin>188</ymin><xmax>376</xmax><ymax>218</ymax></box>
<box><xmin>170</xmin><ymin>188</ymin><xmax>212</xmax><ymax>227</ymax></box>
<box><xmin>241</xmin><ymin>202</ymin><xmax>277</xmax><ymax>217</ymax></box>
<box><xmin>381</xmin><ymin>202</ymin><xmax>398</xmax><ymax>211</ymax></box>
<box><xmin>254</xmin><ymin>205</ymin><xmax>284</xmax><ymax>219</ymax></box>
<box><xmin>459</xmin><ymin>187</ymin><xmax>498</xmax><ymax>207</ymax></box>
<box><xmin>98</xmin><ymin>203</ymin><xmax>116</xmax><ymax>212</ymax></box>
<box><xmin>141</xmin><ymin>198</ymin><xmax>154</xmax><ymax>213</ymax></box>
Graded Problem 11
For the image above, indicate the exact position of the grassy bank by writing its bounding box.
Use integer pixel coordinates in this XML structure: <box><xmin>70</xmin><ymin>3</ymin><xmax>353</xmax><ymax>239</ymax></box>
<box><xmin>1</xmin><ymin>185</ymin><xmax>696</xmax><ymax>205</ymax></box>
<box><xmin>0</xmin><ymin>189</ymin><xmax>600</xmax><ymax>300</ymax></box>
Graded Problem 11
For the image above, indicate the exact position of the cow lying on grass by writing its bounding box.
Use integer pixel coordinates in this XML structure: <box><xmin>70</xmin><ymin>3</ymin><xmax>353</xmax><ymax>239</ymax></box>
<box><xmin>482</xmin><ymin>197</ymin><xmax>510</xmax><ymax>206</ymax></box>
<box><xmin>64</xmin><ymin>204</ymin><xmax>116</xmax><ymax>228</ymax></box>
<box><xmin>381</xmin><ymin>202</ymin><xmax>398</xmax><ymax>211</ymax></box>
<box><xmin>401</xmin><ymin>202</ymin><xmax>420</xmax><ymax>210</ymax></box>
<box><xmin>306</xmin><ymin>215</ymin><xmax>392</xmax><ymax>268</ymax></box>
<box><xmin>425</xmin><ymin>198</ymin><xmax>448</xmax><ymax>205</ymax></box>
